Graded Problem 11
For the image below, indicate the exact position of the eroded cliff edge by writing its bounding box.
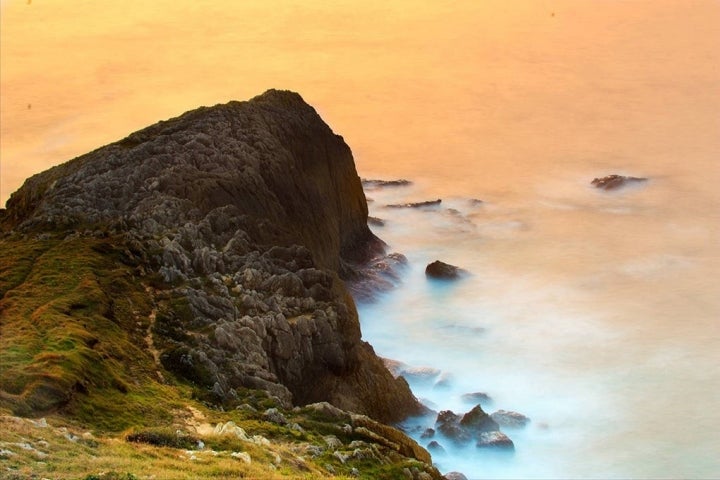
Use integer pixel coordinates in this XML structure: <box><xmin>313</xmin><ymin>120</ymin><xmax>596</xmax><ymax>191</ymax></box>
<box><xmin>0</xmin><ymin>89</ymin><xmax>420</xmax><ymax>423</ymax></box>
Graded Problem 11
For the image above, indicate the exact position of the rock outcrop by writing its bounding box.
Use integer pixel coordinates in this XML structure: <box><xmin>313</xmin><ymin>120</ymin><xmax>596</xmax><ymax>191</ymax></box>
<box><xmin>461</xmin><ymin>392</ymin><xmax>493</xmax><ymax>406</ymax></box>
<box><xmin>425</xmin><ymin>260</ymin><xmax>464</xmax><ymax>280</ymax></box>
<box><xmin>444</xmin><ymin>472</ymin><xmax>469</xmax><ymax>480</ymax></box>
<box><xmin>490</xmin><ymin>410</ymin><xmax>530</xmax><ymax>429</ymax></box>
<box><xmin>433</xmin><ymin>405</ymin><xmax>513</xmax><ymax>450</ymax></box>
<box><xmin>591</xmin><ymin>174</ymin><xmax>647</xmax><ymax>190</ymax></box>
<box><xmin>1</xmin><ymin>89</ymin><xmax>420</xmax><ymax>423</ymax></box>
<box><xmin>361</xmin><ymin>179</ymin><xmax>412</xmax><ymax>189</ymax></box>
<box><xmin>387</xmin><ymin>199</ymin><xmax>442</xmax><ymax>209</ymax></box>
<box><xmin>476</xmin><ymin>431</ymin><xmax>514</xmax><ymax>450</ymax></box>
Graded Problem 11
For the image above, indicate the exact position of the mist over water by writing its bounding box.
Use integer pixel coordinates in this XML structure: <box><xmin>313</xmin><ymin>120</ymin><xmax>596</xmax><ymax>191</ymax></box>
<box><xmin>357</xmin><ymin>175</ymin><xmax>720</xmax><ymax>479</ymax></box>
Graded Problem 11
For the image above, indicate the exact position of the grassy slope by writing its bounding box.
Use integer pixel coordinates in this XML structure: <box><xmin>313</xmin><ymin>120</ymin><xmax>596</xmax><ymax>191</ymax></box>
<box><xmin>0</xmin><ymin>234</ymin><xmax>183</xmax><ymax>428</ymax></box>
<box><xmin>0</xmin><ymin>235</ymin><xmax>435</xmax><ymax>479</ymax></box>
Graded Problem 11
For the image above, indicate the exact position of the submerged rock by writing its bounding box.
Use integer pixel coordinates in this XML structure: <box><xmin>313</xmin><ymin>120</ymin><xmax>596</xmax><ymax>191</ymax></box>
<box><xmin>460</xmin><ymin>392</ymin><xmax>493</xmax><ymax>406</ymax></box>
<box><xmin>381</xmin><ymin>358</ymin><xmax>408</xmax><ymax>378</ymax></box>
<box><xmin>362</xmin><ymin>179</ymin><xmax>412</xmax><ymax>189</ymax></box>
<box><xmin>490</xmin><ymin>410</ymin><xmax>530</xmax><ymax>429</ymax></box>
<box><xmin>591</xmin><ymin>174</ymin><xmax>647</xmax><ymax>190</ymax></box>
<box><xmin>476</xmin><ymin>431</ymin><xmax>514</xmax><ymax>450</ymax></box>
<box><xmin>406</xmin><ymin>367</ymin><xmax>443</xmax><ymax>384</ymax></box>
<box><xmin>387</xmin><ymin>199</ymin><xmax>442</xmax><ymax>209</ymax></box>
<box><xmin>444</xmin><ymin>473</ymin><xmax>469</xmax><ymax>480</ymax></box>
<box><xmin>426</xmin><ymin>440</ymin><xmax>445</xmax><ymax>453</ymax></box>
<box><xmin>381</xmin><ymin>359</ymin><xmax>444</xmax><ymax>385</ymax></box>
<box><xmin>432</xmin><ymin>372</ymin><xmax>454</xmax><ymax>390</ymax></box>
<box><xmin>425</xmin><ymin>260</ymin><xmax>464</xmax><ymax>280</ymax></box>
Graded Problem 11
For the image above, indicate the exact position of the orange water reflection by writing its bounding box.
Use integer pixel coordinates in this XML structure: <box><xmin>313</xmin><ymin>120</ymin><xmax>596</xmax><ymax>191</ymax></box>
<box><xmin>1</xmin><ymin>0</ymin><xmax>718</xmax><ymax>206</ymax></box>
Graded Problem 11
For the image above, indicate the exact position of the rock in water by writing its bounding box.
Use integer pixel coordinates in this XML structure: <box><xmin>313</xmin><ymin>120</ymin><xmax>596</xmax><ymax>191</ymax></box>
<box><xmin>460</xmin><ymin>392</ymin><xmax>493</xmax><ymax>406</ymax></box>
<box><xmin>591</xmin><ymin>174</ymin><xmax>647</xmax><ymax>190</ymax></box>
<box><xmin>426</xmin><ymin>440</ymin><xmax>445</xmax><ymax>453</ymax></box>
<box><xmin>425</xmin><ymin>260</ymin><xmax>464</xmax><ymax>280</ymax></box>
<box><xmin>435</xmin><ymin>410</ymin><xmax>471</xmax><ymax>445</ymax></box>
<box><xmin>490</xmin><ymin>410</ymin><xmax>530</xmax><ymax>429</ymax></box>
<box><xmin>459</xmin><ymin>405</ymin><xmax>499</xmax><ymax>434</ymax></box>
<box><xmin>386</xmin><ymin>199</ymin><xmax>442</xmax><ymax>209</ymax></box>
<box><xmin>361</xmin><ymin>178</ymin><xmax>412</xmax><ymax>189</ymax></box>
<box><xmin>476</xmin><ymin>431</ymin><xmax>515</xmax><ymax>450</ymax></box>
<box><xmin>444</xmin><ymin>473</ymin><xmax>469</xmax><ymax>480</ymax></box>
<box><xmin>1</xmin><ymin>89</ymin><xmax>421</xmax><ymax>423</ymax></box>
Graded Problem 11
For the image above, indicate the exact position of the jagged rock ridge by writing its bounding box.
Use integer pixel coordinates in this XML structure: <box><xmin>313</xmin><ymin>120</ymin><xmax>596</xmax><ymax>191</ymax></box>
<box><xmin>1</xmin><ymin>89</ymin><xmax>420</xmax><ymax>423</ymax></box>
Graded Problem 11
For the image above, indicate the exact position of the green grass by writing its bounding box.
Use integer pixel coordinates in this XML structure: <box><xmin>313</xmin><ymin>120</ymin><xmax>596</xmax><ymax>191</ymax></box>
<box><xmin>0</xmin><ymin>235</ymin><xmax>183</xmax><ymax>429</ymax></box>
<box><xmin>0</xmin><ymin>234</ymin><xmax>438</xmax><ymax>479</ymax></box>
<box><xmin>0</xmin><ymin>412</ymin><xmax>350</xmax><ymax>480</ymax></box>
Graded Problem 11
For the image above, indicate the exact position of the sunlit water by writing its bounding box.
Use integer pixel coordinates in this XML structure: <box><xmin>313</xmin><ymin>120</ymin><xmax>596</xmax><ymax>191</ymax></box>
<box><xmin>2</xmin><ymin>1</ymin><xmax>719</xmax><ymax>478</ymax></box>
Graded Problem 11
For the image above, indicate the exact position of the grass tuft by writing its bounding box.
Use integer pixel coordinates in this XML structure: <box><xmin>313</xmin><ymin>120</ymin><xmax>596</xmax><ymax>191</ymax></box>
<box><xmin>125</xmin><ymin>427</ymin><xmax>199</xmax><ymax>449</ymax></box>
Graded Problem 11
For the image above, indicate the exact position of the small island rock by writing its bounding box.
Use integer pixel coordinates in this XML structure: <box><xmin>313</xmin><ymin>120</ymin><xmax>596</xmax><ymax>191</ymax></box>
<box><xmin>461</xmin><ymin>392</ymin><xmax>492</xmax><ymax>406</ymax></box>
<box><xmin>476</xmin><ymin>431</ymin><xmax>514</xmax><ymax>450</ymax></box>
<box><xmin>591</xmin><ymin>174</ymin><xmax>647</xmax><ymax>190</ymax></box>
<box><xmin>490</xmin><ymin>410</ymin><xmax>530</xmax><ymax>429</ymax></box>
<box><xmin>435</xmin><ymin>410</ymin><xmax>471</xmax><ymax>444</ymax></box>
<box><xmin>387</xmin><ymin>199</ymin><xmax>442</xmax><ymax>209</ymax></box>
<box><xmin>425</xmin><ymin>260</ymin><xmax>464</xmax><ymax>280</ymax></box>
<box><xmin>444</xmin><ymin>473</ymin><xmax>469</xmax><ymax>480</ymax></box>
<box><xmin>459</xmin><ymin>405</ymin><xmax>499</xmax><ymax>434</ymax></box>
<box><xmin>427</xmin><ymin>440</ymin><xmax>445</xmax><ymax>453</ymax></box>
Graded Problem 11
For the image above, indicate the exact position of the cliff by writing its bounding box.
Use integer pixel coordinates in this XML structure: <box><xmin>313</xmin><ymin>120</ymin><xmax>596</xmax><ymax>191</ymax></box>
<box><xmin>0</xmin><ymin>90</ymin><xmax>419</xmax><ymax>423</ymax></box>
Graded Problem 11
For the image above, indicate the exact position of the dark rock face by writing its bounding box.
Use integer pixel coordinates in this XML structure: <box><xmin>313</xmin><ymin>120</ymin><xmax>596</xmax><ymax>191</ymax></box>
<box><xmin>591</xmin><ymin>174</ymin><xmax>647</xmax><ymax>190</ymax></box>
<box><xmin>1</xmin><ymin>89</ymin><xmax>420</xmax><ymax>423</ymax></box>
<box><xmin>367</xmin><ymin>216</ymin><xmax>385</xmax><ymax>227</ymax></box>
<box><xmin>425</xmin><ymin>260</ymin><xmax>464</xmax><ymax>280</ymax></box>
<box><xmin>4</xmin><ymin>90</ymin><xmax>376</xmax><ymax>272</ymax></box>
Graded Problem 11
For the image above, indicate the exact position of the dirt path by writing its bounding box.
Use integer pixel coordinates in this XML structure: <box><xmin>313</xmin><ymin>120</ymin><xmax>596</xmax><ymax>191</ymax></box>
<box><xmin>143</xmin><ymin>286</ymin><xmax>165</xmax><ymax>384</ymax></box>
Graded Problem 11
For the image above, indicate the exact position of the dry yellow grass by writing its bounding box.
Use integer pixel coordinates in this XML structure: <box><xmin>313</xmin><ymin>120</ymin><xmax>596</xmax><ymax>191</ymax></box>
<box><xmin>0</xmin><ymin>412</ymin><xmax>352</xmax><ymax>480</ymax></box>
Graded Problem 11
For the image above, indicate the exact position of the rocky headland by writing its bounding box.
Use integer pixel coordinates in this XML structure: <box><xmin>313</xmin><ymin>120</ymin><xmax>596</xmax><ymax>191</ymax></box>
<box><xmin>0</xmin><ymin>90</ymin><xmax>443</xmax><ymax>479</ymax></box>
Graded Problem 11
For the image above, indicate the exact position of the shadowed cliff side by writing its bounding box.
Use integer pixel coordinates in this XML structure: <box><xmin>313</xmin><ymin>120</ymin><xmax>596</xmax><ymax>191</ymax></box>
<box><xmin>0</xmin><ymin>89</ymin><xmax>420</xmax><ymax>424</ymax></box>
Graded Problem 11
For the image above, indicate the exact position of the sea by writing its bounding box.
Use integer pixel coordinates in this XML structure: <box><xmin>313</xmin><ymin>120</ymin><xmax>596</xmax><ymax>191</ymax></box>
<box><xmin>1</xmin><ymin>1</ymin><xmax>718</xmax><ymax>478</ymax></box>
